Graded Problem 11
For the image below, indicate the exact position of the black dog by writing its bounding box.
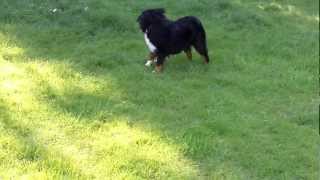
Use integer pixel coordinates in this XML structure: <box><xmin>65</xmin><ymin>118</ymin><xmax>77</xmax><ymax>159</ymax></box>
<box><xmin>137</xmin><ymin>8</ymin><xmax>210</xmax><ymax>72</ymax></box>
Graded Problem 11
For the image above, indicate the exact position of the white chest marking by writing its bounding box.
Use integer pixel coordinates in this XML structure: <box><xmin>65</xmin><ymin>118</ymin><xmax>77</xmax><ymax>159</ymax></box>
<box><xmin>144</xmin><ymin>32</ymin><xmax>157</xmax><ymax>53</ymax></box>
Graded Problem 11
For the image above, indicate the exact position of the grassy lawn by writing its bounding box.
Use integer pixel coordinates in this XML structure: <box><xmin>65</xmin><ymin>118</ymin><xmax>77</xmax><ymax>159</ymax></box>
<box><xmin>0</xmin><ymin>0</ymin><xmax>319</xmax><ymax>179</ymax></box>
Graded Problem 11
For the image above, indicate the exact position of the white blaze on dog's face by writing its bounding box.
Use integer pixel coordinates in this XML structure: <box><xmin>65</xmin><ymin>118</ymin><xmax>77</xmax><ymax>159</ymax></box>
<box><xmin>144</xmin><ymin>31</ymin><xmax>157</xmax><ymax>53</ymax></box>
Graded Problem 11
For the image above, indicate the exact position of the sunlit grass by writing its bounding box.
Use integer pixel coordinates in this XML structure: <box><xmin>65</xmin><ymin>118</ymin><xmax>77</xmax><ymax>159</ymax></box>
<box><xmin>0</xmin><ymin>58</ymin><xmax>201</xmax><ymax>179</ymax></box>
<box><xmin>0</xmin><ymin>48</ymin><xmax>207</xmax><ymax>178</ymax></box>
<box><xmin>257</xmin><ymin>1</ymin><xmax>319</xmax><ymax>23</ymax></box>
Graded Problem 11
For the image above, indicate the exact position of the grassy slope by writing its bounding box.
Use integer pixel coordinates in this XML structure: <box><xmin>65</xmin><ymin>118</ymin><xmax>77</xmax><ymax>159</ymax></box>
<box><xmin>0</xmin><ymin>0</ymin><xmax>319</xmax><ymax>179</ymax></box>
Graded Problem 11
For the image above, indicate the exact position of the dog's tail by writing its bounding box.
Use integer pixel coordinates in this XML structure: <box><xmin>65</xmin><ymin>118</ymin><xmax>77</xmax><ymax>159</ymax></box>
<box><xmin>188</xmin><ymin>16</ymin><xmax>210</xmax><ymax>63</ymax></box>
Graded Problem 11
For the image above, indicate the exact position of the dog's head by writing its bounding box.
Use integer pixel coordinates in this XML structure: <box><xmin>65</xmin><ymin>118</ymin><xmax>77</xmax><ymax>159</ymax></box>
<box><xmin>137</xmin><ymin>8</ymin><xmax>166</xmax><ymax>33</ymax></box>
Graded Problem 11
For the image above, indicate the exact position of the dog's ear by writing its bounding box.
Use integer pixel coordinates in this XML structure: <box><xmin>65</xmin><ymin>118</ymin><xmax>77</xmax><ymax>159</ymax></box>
<box><xmin>149</xmin><ymin>8</ymin><xmax>166</xmax><ymax>22</ymax></box>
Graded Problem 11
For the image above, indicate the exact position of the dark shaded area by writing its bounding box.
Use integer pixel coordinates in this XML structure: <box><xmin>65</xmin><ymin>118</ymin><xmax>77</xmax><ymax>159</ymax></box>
<box><xmin>0</xmin><ymin>0</ymin><xmax>137</xmax><ymax>34</ymax></box>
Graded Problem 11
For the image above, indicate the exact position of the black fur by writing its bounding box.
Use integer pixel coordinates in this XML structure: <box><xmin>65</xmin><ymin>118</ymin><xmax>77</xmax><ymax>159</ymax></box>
<box><xmin>137</xmin><ymin>8</ymin><xmax>210</xmax><ymax>71</ymax></box>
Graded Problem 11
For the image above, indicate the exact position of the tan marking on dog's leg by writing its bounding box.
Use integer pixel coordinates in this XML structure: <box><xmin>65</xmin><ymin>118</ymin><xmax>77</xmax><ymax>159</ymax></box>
<box><xmin>149</xmin><ymin>52</ymin><xmax>157</xmax><ymax>61</ymax></box>
<box><xmin>155</xmin><ymin>64</ymin><xmax>163</xmax><ymax>73</ymax></box>
<box><xmin>145</xmin><ymin>52</ymin><xmax>158</xmax><ymax>67</ymax></box>
<box><xmin>185</xmin><ymin>50</ymin><xmax>192</xmax><ymax>60</ymax></box>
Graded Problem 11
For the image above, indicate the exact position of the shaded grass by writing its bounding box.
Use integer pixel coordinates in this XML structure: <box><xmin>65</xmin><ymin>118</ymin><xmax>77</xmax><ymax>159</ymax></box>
<box><xmin>0</xmin><ymin>0</ymin><xmax>319</xmax><ymax>179</ymax></box>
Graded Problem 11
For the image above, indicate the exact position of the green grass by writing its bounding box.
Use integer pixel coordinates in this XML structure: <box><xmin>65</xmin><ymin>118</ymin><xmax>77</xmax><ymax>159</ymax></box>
<box><xmin>0</xmin><ymin>0</ymin><xmax>319</xmax><ymax>179</ymax></box>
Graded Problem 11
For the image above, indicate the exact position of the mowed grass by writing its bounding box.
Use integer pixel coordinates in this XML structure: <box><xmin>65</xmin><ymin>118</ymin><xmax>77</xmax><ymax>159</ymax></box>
<box><xmin>0</xmin><ymin>0</ymin><xmax>319</xmax><ymax>179</ymax></box>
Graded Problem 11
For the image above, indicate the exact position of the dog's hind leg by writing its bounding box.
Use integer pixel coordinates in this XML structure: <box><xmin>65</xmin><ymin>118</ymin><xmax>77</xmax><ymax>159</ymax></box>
<box><xmin>193</xmin><ymin>34</ymin><xmax>210</xmax><ymax>64</ymax></box>
<box><xmin>184</xmin><ymin>47</ymin><xmax>192</xmax><ymax>60</ymax></box>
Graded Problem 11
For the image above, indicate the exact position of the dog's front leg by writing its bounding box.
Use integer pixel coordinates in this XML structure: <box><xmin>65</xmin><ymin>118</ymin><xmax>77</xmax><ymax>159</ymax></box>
<box><xmin>154</xmin><ymin>55</ymin><xmax>165</xmax><ymax>73</ymax></box>
<box><xmin>145</xmin><ymin>52</ymin><xmax>157</xmax><ymax>67</ymax></box>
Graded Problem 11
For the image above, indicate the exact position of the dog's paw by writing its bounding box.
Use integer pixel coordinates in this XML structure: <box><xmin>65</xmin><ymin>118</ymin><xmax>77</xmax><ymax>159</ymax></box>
<box><xmin>145</xmin><ymin>60</ymin><xmax>153</xmax><ymax>67</ymax></box>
